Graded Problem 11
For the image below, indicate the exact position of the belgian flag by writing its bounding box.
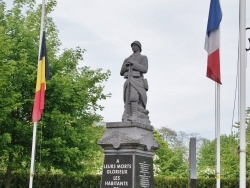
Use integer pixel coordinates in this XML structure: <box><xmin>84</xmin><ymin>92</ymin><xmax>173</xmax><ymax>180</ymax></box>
<box><xmin>32</xmin><ymin>31</ymin><xmax>50</xmax><ymax>122</ymax></box>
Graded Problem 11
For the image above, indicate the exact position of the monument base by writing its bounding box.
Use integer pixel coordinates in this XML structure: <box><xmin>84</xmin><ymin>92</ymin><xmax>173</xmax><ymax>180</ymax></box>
<box><xmin>100</xmin><ymin>150</ymin><xmax>154</xmax><ymax>188</ymax></box>
<box><xmin>98</xmin><ymin>122</ymin><xmax>158</xmax><ymax>188</ymax></box>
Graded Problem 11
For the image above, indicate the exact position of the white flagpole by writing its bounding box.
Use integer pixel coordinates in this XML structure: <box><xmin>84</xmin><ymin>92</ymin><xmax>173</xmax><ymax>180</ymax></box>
<box><xmin>216</xmin><ymin>9</ymin><xmax>221</xmax><ymax>186</ymax></box>
<box><xmin>215</xmin><ymin>83</ymin><xmax>220</xmax><ymax>188</ymax></box>
<box><xmin>239</xmin><ymin>0</ymin><xmax>246</xmax><ymax>187</ymax></box>
<box><xmin>29</xmin><ymin>1</ymin><xmax>46</xmax><ymax>188</ymax></box>
<box><xmin>29</xmin><ymin>122</ymin><xmax>38</xmax><ymax>188</ymax></box>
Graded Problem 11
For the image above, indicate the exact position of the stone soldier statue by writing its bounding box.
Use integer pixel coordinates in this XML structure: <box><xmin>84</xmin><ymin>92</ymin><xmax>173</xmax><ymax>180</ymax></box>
<box><xmin>120</xmin><ymin>41</ymin><xmax>150</xmax><ymax>125</ymax></box>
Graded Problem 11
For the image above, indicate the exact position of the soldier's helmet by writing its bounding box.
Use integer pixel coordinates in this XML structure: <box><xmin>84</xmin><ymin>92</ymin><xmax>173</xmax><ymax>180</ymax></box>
<box><xmin>131</xmin><ymin>41</ymin><xmax>142</xmax><ymax>52</ymax></box>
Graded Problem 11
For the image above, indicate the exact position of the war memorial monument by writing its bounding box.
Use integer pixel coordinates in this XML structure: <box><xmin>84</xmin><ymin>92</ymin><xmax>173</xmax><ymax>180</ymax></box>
<box><xmin>98</xmin><ymin>41</ymin><xmax>159</xmax><ymax>188</ymax></box>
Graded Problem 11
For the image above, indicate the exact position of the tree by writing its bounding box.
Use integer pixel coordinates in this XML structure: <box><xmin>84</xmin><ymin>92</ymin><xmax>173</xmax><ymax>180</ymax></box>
<box><xmin>153</xmin><ymin>130</ymin><xmax>188</xmax><ymax>177</ymax></box>
<box><xmin>80</xmin><ymin>124</ymin><xmax>105</xmax><ymax>175</ymax></box>
<box><xmin>197</xmin><ymin>135</ymin><xmax>239</xmax><ymax>178</ymax></box>
<box><xmin>0</xmin><ymin>0</ymin><xmax>110</xmax><ymax>187</ymax></box>
<box><xmin>157</xmin><ymin>127</ymin><xmax>177</xmax><ymax>147</ymax></box>
<box><xmin>156</xmin><ymin>127</ymin><xmax>207</xmax><ymax>177</ymax></box>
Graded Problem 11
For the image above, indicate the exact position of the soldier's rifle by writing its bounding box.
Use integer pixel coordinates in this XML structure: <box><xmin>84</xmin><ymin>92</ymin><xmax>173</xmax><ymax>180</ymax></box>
<box><xmin>125</xmin><ymin>61</ymin><xmax>132</xmax><ymax>120</ymax></box>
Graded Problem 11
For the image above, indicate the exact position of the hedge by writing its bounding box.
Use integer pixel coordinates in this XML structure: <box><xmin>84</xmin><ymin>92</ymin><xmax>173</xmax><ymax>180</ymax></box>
<box><xmin>155</xmin><ymin>177</ymin><xmax>250</xmax><ymax>188</ymax></box>
<box><xmin>0</xmin><ymin>173</ymin><xmax>250</xmax><ymax>187</ymax></box>
<box><xmin>0</xmin><ymin>174</ymin><xmax>100</xmax><ymax>188</ymax></box>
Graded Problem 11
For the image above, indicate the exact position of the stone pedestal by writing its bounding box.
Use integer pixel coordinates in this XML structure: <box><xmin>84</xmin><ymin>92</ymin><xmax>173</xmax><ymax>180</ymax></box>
<box><xmin>98</xmin><ymin>122</ymin><xmax>158</xmax><ymax>188</ymax></box>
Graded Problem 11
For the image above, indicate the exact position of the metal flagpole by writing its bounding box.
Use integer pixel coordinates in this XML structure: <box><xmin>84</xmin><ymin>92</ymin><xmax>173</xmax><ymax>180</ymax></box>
<box><xmin>215</xmin><ymin>83</ymin><xmax>220</xmax><ymax>188</ymax></box>
<box><xmin>29</xmin><ymin>122</ymin><xmax>38</xmax><ymax>188</ymax></box>
<box><xmin>29</xmin><ymin>1</ymin><xmax>46</xmax><ymax>187</ymax></box>
<box><xmin>216</xmin><ymin>15</ymin><xmax>221</xmax><ymax>187</ymax></box>
<box><xmin>239</xmin><ymin>0</ymin><xmax>246</xmax><ymax>187</ymax></box>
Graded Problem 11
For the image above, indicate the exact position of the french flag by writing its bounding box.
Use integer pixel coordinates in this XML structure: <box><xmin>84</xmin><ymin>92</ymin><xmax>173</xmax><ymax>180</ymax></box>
<box><xmin>205</xmin><ymin>0</ymin><xmax>222</xmax><ymax>84</ymax></box>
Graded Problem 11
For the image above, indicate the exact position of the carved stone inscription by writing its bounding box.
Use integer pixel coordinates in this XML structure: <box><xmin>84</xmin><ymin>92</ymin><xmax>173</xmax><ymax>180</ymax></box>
<box><xmin>101</xmin><ymin>155</ymin><xmax>133</xmax><ymax>188</ymax></box>
<box><xmin>135</xmin><ymin>155</ymin><xmax>154</xmax><ymax>188</ymax></box>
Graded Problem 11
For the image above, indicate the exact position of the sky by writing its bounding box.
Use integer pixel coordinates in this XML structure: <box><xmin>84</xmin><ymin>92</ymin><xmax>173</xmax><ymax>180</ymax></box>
<box><xmin>8</xmin><ymin>0</ymin><xmax>250</xmax><ymax>139</ymax></box>
<box><xmin>50</xmin><ymin>0</ymin><xmax>250</xmax><ymax>140</ymax></box>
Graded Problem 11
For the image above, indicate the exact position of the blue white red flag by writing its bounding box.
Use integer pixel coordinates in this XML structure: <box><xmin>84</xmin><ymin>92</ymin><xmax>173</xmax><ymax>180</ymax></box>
<box><xmin>205</xmin><ymin>0</ymin><xmax>222</xmax><ymax>84</ymax></box>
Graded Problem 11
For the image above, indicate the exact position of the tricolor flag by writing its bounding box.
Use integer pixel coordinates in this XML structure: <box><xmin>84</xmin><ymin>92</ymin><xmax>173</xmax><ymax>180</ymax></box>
<box><xmin>205</xmin><ymin>0</ymin><xmax>222</xmax><ymax>84</ymax></box>
<box><xmin>32</xmin><ymin>31</ymin><xmax>50</xmax><ymax>122</ymax></box>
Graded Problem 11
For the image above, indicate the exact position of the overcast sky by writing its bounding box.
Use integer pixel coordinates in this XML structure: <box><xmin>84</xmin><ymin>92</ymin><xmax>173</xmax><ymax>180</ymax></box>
<box><xmin>51</xmin><ymin>0</ymin><xmax>250</xmax><ymax>140</ymax></box>
<box><xmin>9</xmin><ymin>0</ymin><xmax>250</xmax><ymax>139</ymax></box>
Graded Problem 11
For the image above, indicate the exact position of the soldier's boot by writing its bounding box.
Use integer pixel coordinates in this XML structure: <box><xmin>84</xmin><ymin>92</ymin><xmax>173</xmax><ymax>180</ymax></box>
<box><xmin>122</xmin><ymin>104</ymin><xmax>131</xmax><ymax>121</ymax></box>
<box><xmin>128</xmin><ymin>102</ymin><xmax>138</xmax><ymax>121</ymax></box>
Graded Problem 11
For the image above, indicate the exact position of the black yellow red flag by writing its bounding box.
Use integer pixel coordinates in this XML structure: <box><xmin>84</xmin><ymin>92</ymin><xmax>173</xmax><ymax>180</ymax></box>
<box><xmin>32</xmin><ymin>31</ymin><xmax>49</xmax><ymax>122</ymax></box>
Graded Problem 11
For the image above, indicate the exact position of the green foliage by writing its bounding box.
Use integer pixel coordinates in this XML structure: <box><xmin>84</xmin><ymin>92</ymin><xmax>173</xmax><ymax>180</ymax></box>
<box><xmin>197</xmin><ymin>135</ymin><xmax>239</xmax><ymax>178</ymax></box>
<box><xmin>1</xmin><ymin>172</ymin><xmax>249</xmax><ymax>188</ymax></box>
<box><xmin>153</xmin><ymin>130</ymin><xmax>188</xmax><ymax>177</ymax></box>
<box><xmin>0</xmin><ymin>173</ymin><xmax>101</xmax><ymax>188</ymax></box>
<box><xmin>154</xmin><ymin>176</ymin><xmax>188</xmax><ymax>188</ymax></box>
<box><xmin>80</xmin><ymin>125</ymin><xmax>105</xmax><ymax>175</ymax></box>
<box><xmin>0</xmin><ymin>0</ymin><xmax>110</xmax><ymax>185</ymax></box>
